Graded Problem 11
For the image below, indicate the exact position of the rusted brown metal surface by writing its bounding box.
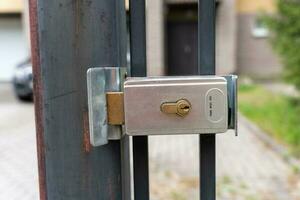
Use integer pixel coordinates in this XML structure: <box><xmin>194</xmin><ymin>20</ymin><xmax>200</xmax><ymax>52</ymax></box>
<box><xmin>82</xmin><ymin>111</ymin><xmax>91</xmax><ymax>153</ymax></box>
<box><xmin>28</xmin><ymin>0</ymin><xmax>47</xmax><ymax>199</ymax></box>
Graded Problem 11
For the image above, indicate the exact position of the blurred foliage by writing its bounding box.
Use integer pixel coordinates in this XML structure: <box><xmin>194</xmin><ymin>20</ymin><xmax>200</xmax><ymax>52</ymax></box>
<box><xmin>263</xmin><ymin>0</ymin><xmax>300</xmax><ymax>89</ymax></box>
<box><xmin>239</xmin><ymin>84</ymin><xmax>300</xmax><ymax>156</ymax></box>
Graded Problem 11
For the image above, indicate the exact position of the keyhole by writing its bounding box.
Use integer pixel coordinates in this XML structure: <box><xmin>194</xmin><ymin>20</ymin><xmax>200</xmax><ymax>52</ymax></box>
<box><xmin>181</xmin><ymin>105</ymin><xmax>190</xmax><ymax>111</ymax></box>
<box><xmin>176</xmin><ymin>99</ymin><xmax>191</xmax><ymax>117</ymax></box>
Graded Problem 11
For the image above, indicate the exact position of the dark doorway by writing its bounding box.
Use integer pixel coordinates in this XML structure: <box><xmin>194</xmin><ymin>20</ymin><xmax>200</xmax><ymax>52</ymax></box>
<box><xmin>166</xmin><ymin>4</ymin><xmax>198</xmax><ymax>75</ymax></box>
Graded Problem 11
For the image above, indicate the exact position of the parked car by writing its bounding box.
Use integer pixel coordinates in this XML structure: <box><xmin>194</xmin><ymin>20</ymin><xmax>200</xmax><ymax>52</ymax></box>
<box><xmin>12</xmin><ymin>58</ymin><xmax>33</xmax><ymax>101</ymax></box>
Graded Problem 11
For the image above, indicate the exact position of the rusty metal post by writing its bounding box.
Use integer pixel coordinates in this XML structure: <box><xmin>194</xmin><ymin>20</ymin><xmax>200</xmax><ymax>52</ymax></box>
<box><xmin>29</xmin><ymin>0</ymin><xmax>127</xmax><ymax>199</ymax></box>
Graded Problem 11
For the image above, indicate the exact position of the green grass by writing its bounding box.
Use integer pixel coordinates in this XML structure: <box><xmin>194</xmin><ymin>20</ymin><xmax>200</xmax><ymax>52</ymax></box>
<box><xmin>239</xmin><ymin>83</ymin><xmax>300</xmax><ymax>156</ymax></box>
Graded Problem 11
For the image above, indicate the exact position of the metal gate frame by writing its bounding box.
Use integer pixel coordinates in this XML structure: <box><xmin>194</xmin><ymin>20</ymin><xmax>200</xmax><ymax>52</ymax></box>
<box><xmin>29</xmin><ymin>0</ymin><xmax>127</xmax><ymax>199</ymax></box>
<box><xmin>129</xmin><ymin>1</ymin><xmax>149</xmax><ymax>199</ymax></box>
<box><xmin>29</xmin><ymin>0</ymin><xmax>216</xmax><ymax>199</ymax></box>
<box><xmin>198</xmin><ymin>1</ymin><xmax>217</xmax><ymax>199</ymax></box>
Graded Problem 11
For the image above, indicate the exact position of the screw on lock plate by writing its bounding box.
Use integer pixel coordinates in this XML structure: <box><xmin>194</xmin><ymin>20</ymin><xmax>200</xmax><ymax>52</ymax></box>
<box><xmin>160</xmin><ymin>99</ymin><xmax>191</xmax><ymax>117</ymax></box>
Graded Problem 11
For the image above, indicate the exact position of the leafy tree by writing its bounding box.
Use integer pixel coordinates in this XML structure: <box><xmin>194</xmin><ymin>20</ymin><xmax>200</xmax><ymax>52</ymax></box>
<box><xmin>263</xmin><ymin>0</ymin><xmax>300</xmax><ymax>88</ymax></box>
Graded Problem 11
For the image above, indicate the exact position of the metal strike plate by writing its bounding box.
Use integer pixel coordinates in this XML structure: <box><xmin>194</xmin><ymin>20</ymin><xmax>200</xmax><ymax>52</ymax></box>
<box><xmin>87</xmin><ymin>67</ymin><xmax>126</xmax><ymax>146</ymax></box>
<box><xmin>224</xmin><ymin>75</ymin><xmax>238</xmax><ymax>136</ymax></box>
<box><xmin>124</xmin><ymin>76</ymin><xmax>229</xmax><ymax>136</ymax></box>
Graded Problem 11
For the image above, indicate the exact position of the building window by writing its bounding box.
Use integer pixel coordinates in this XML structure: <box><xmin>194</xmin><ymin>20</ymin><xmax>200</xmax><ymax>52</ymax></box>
<box><xmin>252</xmin><ymin>18</ymin><xmax>269</xmax><ymax>38</ymax></box>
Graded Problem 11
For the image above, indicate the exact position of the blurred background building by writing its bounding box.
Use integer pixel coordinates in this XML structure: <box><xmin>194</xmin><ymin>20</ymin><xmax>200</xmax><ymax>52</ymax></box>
<box><xmin>146</xmin><ymin>0</ymin><xmax>282</xmax><ymax>78</ymax></box>
<box><xmin>0</xmin><ymin>0</ymin><xmax>29</xmax><ymax>82</ymax></box>
<box><xmin>0</xmin><ymin>0</ymin><xmax>282</xmax><ymax>81</ymax></box>
<box><xmin>236</xmin><ymin>0</ymin><xmax>282</xmax><ymax>78</ymax></box>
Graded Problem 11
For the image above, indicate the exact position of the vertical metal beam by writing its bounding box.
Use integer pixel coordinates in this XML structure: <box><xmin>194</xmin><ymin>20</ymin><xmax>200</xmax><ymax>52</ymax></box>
<box><xmin>198</xmin><ymin>0</ymin><xmax>216</xmax><ymax>200</ymax></box>
<box><xmin>129</xmin><ymin>0</ymin><xmax>150</xmax><ymax>199</ymax></box>
<box><xmin>121</xmin><ymin>136</ymin><xmax>132</xmax><ymax>200</ymax></box>
<box><xmin>29</xmin><ymin>0</ymin><xmax>127</xmax><ymax>199</ymax></box>
<box><xmin>29</xmin><ymin>1</ymin><xmax>46</xmax><ymax>199</ymax></box>
<box><xmin>129</xmin><ymin>0</ymin><xmax>147</xmax><ymax>77</ymax></box>
<box><xmin>117</xmin><ymin>1</ymin><xmax>132</xmax><ymax>199</ymax></box>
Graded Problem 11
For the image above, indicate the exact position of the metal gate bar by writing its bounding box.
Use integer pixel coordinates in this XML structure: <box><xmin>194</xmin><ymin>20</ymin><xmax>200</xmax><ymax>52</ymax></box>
<box><xmin>121</xmin><ymin>136</ymin><xmax>131</xmax><ymax>200</ymax></box>
<box><xmin>198</xmin><ymin>0</ymin><xmax>216</xmax><ymax>200</ymax></box>
<box><xmin>29</xmin><ymin>1</ymin><xmax>127</xmax><ymax>199</ymax></box>
<box><xmin>129</xmin><ymin>0</ymin><xmax>150</xmax><ymax>200</ymax></box>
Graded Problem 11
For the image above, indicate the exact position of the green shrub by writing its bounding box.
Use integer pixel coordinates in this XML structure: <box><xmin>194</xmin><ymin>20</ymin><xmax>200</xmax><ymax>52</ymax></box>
<box><xmin>263</xmin><ymin>0</ymin><xmax>300</xmax><ymax>89</ymax></box>
<box><xmin>239</xmin><ymin>84</ymin><xmax>300</xmax><ymax>156</ymax></box>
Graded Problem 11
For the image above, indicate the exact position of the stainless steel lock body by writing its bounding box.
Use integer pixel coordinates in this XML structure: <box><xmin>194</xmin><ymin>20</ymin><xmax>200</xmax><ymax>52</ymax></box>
<box><xmin>124</xmin><ymin>77</ymin><xmax>228</xmax><ymax>135</ymax></box>
<box><xmin>87</xmin><ymin>67</ymin><xmax>237</xmax><ymax>146</ymax></box>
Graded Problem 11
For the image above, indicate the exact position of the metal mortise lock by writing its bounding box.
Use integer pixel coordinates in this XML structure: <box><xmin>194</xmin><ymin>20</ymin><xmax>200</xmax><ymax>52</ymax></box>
<box><xmin>87</xmin><ymin>67</ymin><xmax>238</xmax><ymax>146</ymax></box>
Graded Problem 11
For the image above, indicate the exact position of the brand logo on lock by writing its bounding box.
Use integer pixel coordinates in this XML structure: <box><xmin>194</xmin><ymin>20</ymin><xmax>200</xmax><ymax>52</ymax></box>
<box><xmin>205</xmin><ymin>88</ymin><xmax>225</xmax><ymax>123</ymax></box>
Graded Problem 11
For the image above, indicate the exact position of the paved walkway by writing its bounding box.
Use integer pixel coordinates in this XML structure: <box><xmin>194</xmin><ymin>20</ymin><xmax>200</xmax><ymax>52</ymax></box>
<box><xmin>0</xmin><ymin>85</ymin><xmax>39</xmax><ymax>200</ymax></box>
<box><xmin>1</xmin><ymin>83</ymin><xmax>300</xmax><ymax>200</ymax></box>
<box><xmin>149</xmin><ymin>116</ymin><xmax>300</xmax><ymax>200</ymax></box>
<box><xmin>262</xmin><ymin>82</ymin><xmax>299</xmax><ymax>98</ymax></box>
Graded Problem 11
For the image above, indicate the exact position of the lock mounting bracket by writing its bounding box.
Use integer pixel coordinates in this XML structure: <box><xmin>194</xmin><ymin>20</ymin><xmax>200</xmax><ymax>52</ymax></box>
<box><xmin>87</xmin><ymin>67</ymin><xmax>126</xmax><ymax>146</ymax></box>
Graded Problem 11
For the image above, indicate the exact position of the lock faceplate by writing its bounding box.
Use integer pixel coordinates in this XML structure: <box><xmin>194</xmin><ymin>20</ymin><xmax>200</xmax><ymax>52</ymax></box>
<box><xmin>124</xmin><ymin>76</ymin><xmax>228</xmax><ymax>136</ymax></box>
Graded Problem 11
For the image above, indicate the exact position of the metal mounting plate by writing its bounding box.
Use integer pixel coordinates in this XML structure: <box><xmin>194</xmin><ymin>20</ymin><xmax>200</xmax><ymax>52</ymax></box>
<box><xmin>223</xmin><ymin>75</ymin><xmax>238</xmax><ymax>136</ymax></box>
<box><xmin>87</xmin><ymin>67</ymin><xmax>126</xmax><ymax>146</ymax></box>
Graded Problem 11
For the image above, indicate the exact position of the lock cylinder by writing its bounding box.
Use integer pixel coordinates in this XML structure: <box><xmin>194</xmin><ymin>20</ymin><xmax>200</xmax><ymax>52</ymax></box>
<box><xmin>160</xmin><ymin>99</ymin><xmax>191</xmax><ymax>117</ymax></box>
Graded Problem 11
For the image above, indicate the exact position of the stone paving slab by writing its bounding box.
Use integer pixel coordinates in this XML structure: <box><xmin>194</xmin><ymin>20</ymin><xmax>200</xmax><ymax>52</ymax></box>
<box><xmin>149</xmin><ymin>117</ymin><xmax>300</xmax><ymax>200</ymax></box>
<box><xmin>0</xmin><ymin>100</ymin><xmax>39</xmax><ymax>200</ymax></box>
<box><xmin>1</xmin><ymin>83</ymin><xmax>300</xmax><ymax>200</ymax></box>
